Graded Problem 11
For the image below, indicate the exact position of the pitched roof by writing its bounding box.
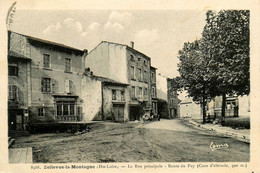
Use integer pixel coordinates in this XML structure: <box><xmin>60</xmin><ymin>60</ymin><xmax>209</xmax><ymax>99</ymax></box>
<box><xmin>93</xmin><ymin>75</ymin><xmax>129</xmax><ymax>86</ymax></box>
<box><xmin>90</xmin><ymin>41</ymin><xmax>151</xmax><ymax>60</ymax></box>
<box><xmin>8</xmin><ymin>50</ymin><xmax>31</xmax><ymax>60</ymax></box>
<box><xmin>180</xmin><ymin>97</ymin><xmax>193</xmax><ymax>104</ymax></box>
<box><xmin>9</xmin><ymin>30</ymin><xmax>85</xmax><ymax>54</ymax></box>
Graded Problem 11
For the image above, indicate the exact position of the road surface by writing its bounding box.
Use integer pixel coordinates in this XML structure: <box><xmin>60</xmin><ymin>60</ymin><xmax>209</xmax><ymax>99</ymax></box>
<box><xmin>12</xmin><ymin>119</ymin><xmax>249</xmax><ymax>162</ymax></box>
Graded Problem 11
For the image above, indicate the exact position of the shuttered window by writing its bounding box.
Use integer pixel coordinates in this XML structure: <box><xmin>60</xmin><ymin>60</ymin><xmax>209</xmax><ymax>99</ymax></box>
<box><xmin>65</xmin><ymin>80</ymin><xmax>73</xmax><ymax>93</ymax></box>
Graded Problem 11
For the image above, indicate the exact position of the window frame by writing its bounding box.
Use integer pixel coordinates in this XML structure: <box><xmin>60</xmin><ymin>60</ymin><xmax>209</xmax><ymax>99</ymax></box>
<box><xmin>138</xmin><ymin>68</ymin><xmax>142</xmax><ymax>81</ymax></box>
<box><xmin>138</xmin><ymin>87</ymin><xmax>143</xmax><ymax>96</ymax></box>
<box><xmin>152</xmin><ymin>87</ymin><xmax>156</xmax><ymax>98</ymax></box>
<box><xmin>130</xmin><ymin>66</ymin><xmax>135</xmax><ymax>80</ymax></box>
<box><xmin>8</xmin><ymin>63</ymin><xmax>18</xmax><ymax>76</ymax></box>
<box><xmin>8</xmin><ymin>85</ymin><xmax>18</xmax><ymax>100</ymax></box>
<box><xmin>43</xmin><ymin>54</ymin><xmax>51</xmax><ymax>69</ymax></box>
<box><xmin>56</xmin><ymin>101</ymin><xmax>76</xmax><ymax>116</ymax></box>
<box><xmin>65</xmin><ymin>58</ymin><xmax>71</xmax><ymax>72</ymax></box>
<box><xmin>121</xmin><ymin>90</ymin><xmax>125</xmax><ymax>101</ymax></box>
<box><xmin>42</xmin><ymin>77</ymin><xmax>52</xmax><ymax>93</ymax></box>
<box><xmin>130</xmin><ymin>55</ymin><xmax>135</xmax><ymax>61</ymax></box>
<box><xmin>38</xmin><ymin>108</ymin><xmax>44</xmax><ymax>116</ymax></box>
<box><xmin>144</xmin><ymin>70</ymin><xmax>147</xmax><ymax>83</ymax></box>
<box><xmin>131</xmin><ymin>86</ymin><xmax>135</xmax><ymax>99</ymax></box>
<box><xmin>144</xmin><ymin>88</ymin><xmax>148</xmax><ymax>96</ymax></box>
<box><xmin>112</xmin><ymin>90</ymin><xmax>117</xmax><ymax>100</ymax></box>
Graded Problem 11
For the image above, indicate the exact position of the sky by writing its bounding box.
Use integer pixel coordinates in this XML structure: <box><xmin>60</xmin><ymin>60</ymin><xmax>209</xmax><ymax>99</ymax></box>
<box><xmin>9</xmin><ymin>5</ymin><xmax>207</xmax><ymax>78</ymax></box>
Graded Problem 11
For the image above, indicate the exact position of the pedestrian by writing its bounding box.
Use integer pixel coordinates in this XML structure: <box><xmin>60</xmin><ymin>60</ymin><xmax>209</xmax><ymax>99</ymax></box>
<box><xmin>158</xmin><ymin>114</ymin><xmax>160</xmax><ymax>121</ymax></box>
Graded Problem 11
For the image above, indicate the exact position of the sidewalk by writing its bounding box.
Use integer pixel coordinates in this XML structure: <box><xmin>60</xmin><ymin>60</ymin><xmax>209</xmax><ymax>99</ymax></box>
<box><xmin>187</xmin><ymin>119</ymin><xmax>250</xmax><ymax>143</ymax></box>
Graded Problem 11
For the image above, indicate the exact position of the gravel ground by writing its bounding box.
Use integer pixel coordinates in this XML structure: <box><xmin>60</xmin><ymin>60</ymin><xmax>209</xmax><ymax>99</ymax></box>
<box><xmin>11</xmin><ymin>119</ymin><xmax>250</xmax><ymax>163</ymax></box>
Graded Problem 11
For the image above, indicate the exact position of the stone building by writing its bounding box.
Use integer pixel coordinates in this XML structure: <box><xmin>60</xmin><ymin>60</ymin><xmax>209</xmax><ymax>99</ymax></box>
<box><xmin>8</xmin><ymin>36</ymin><xmax>31</xmax><ymax>130</ymax></box>
<box><xmin>167</xmin><ymin>78</ymin><xmax>180</xmax><ymax>118</ymax></box>
<box><xmin>85</xmin><ymin>41</ymin><xmax>157</xmax><ymax>121</ymax></box>
<box><xmin>8</xmin><ymin>31</ymin><xmax>138</xmax><ymax>131</ymax></box>
<box><xmin>8</xmin><ymin>31</ymin><xmax>88</xmax><ymax>130</ymax></box>
<box><xmin>150</xmin><ymin>66</ymin><xmax>158</xmax><ymax>115</ymax></box>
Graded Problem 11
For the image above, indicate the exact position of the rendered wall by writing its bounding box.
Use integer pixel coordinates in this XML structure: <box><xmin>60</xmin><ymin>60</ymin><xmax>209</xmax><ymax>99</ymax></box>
<box><xmin>81</xmin><ymin>76</ymin><xmax>102</xmax><ymax>121</ymax></box>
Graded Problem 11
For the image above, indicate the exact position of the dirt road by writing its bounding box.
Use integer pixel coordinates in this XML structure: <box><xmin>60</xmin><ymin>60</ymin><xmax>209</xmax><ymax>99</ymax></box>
<box><xmin>12</xmin><ymin>119</ymin><xmax>249</xmax><ymax>163</ymax></box>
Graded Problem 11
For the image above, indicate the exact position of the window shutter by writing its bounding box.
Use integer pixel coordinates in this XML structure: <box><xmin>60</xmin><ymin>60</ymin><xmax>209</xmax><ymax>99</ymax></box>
<box><xmin>65</xmin><ymin>79</ymin><xmax>70</xmax><ymax>93</ymax></box>
<box><xmin>41</xmin><ymin>78</ymin><xmax>44</xmax><ymax>92</ymax></box>
<box><xmin>13</xmin><ymin>85</ymin><xmax>18</xmax><ymax>99</ymax></box>
<box><xmin>8</xmin><ymin>85</ymin><xmax>12</xmax><ymax>99</ymax></box>
<box><xmin>69</xmin><ymin>80</ymin><xmax>73</xmax><ymax>93</ymax></box>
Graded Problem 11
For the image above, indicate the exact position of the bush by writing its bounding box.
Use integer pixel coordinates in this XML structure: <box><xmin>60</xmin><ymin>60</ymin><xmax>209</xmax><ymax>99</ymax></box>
<box><xmin>223</xmin><ymin>117</ymin><xmax>250</xmax><ymax>129</ymax></box>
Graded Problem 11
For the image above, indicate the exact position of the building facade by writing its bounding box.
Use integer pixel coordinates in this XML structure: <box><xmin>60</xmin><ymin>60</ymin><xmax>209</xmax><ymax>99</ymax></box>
<box><xmin>167</xmin><ymin>78</ymin><xmax>180</xmax><ymax>118</ymax></box>
<box><xmin>8</xmin><ymin>31</ymin><xmax>138</xmax><ymax>130</ymax></box>
<box><xmin>206</xmin><ymin>95</ymin><xmax>250</xmax><ymax>118</ymax></box>
<box><xmin>8</xmin><ymin>38</ymin><xmax>32</xmax><ymax>130</ymax></box>
<box><xmin>8</xmin><ymin>31</ymin><xmax>88</xmax><ymax>130</ymax></box>
<box><xmin>179</xmin><ymin>97</ymin><xmax>201</xmax><ymax>119</ymax></box>
<box><xmin>85</xmin><ymin>41</ymin><xmax>157</xmax><ymax>121</ymax></box>
<box><xmin>150</xmin><ymin>66</ymin><xmax>158</xmax><ymax>115</ymax></box>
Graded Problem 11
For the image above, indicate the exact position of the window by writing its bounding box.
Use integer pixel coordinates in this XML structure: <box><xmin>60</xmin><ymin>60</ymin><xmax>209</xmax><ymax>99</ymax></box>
<box><xmin>130</xmin><ymin>55</ymin><xmax>135</xmax><ymax>61</ymax></box>
<box><xmin>144</xmin><ymin>70</ymin><xmax>147</xmax><ymax>83</ymax></box>
<box><xmin>131</xmin><ymin>86</ymin><xmax>135</xmax><ymax>99</ymax></box>
<box><xmin>144</xmin><ymin>88</ymin><xmax>148</xmax><ymax>96</ymax></box>
<box><xmin>8</xmin><ymin>63</ymin><xmax>18</xmax><ymax>76</ymax></box>
<box><xmin>112</xmin><ymin>90</ymin><xmax>117</xmax><ymax>100</ymax></box>
<box><xmin>65</xmin><ymin>58</ymin><xmax>71</xmax><ymax>72</ymax></box>
<box><xmin>130</xmin><ymin>66</ymin><xmax>135</xmax><ymax>80</ymax></box>
<box><xmin>152</xmin><ymin>87</ymin><xmax>156</xmax><ymax>98</ymax></box>
<box><xmin>56</xmin><ymin>101</ymin><xmax>76</xmax><ymax>116</ymax></box>
<box><xmin>42</xmin><ymin>78</ymin><xmax>51</xmax><ymax>92</ymax></box>
<box><xmin>138</xmin><ymin>87</ymin><xmax>143</xmax><ymax>96</ymax></box>
<box><xmin>121</xmin><ymin>90</ymin><xmax>125</xmax><ymax>101</ymax></box>
<box><xmin>57</xmin><ymin>105</ymin><xmax>62</xmax><ymax>116</ymax></box>
<box><xmin>43</xmin><ymin>54</ymin><xmax>50</xmax><ymax>68</ymax></box>
<box><xmin>138</xmin><ymin>57</ymin><xmax>141</xmax><ymax>61</ymax></box>
<box><xmin>8</xmin><ymin>85</ymin><xmax>18</xmax><ymax>100</ymax></box>
<box><xmin>70</xmin><ymin>104</ymin><xmax>75</xmax><ymax>115</ymax></box>
<box><xmin>151</xmin><ymin>72</ymin><xmax>154</xmax><ymax>82</ymax></box>
<box><xmin>138</xmin><ymin>68</ymin><xmax>142</xmax><ymax>81</ymax></box>
<box><xmin>65</xmin><ymin>80</ymin><xmax>73</xmax><ymax>93</ymax></box>
<box><xmin>38</xmin><ymin>108</ymin><xmax>44</xmax><ymax>116</ymax></box>
<box><xmin>144</xmin><ymin>60</ymin><xmax>147</xmax><ymax>66</ymax></box>
<box><xmin>63</xmin><ymin>104</ymin><xmax>69</xmax><ymax>115</ymax></box>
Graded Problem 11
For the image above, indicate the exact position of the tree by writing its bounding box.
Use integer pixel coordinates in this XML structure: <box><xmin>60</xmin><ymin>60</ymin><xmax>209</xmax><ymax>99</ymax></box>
<box><xmin>201</xmin><ymin>10</ymin><xmax>250</xmax><ymax>124</ymax></box>
<box><xmin>176</xmin><ymin>40</ymin><xmax>215</xmax><ymax>123</ymax></box>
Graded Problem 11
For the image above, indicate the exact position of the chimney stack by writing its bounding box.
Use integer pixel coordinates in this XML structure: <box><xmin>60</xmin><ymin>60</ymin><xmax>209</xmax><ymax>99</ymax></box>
<box><xmin>130</xmin><ymin>41</ymin><xmax>134</xmax><ymax>49</ymax></box>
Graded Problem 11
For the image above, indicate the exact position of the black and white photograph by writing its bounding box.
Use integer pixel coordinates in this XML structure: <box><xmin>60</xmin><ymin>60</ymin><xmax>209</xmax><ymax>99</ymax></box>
<box><xmin>0</xmin><ymin>0</ymin><xmax>259</xmax><ymax>172</ymax></box>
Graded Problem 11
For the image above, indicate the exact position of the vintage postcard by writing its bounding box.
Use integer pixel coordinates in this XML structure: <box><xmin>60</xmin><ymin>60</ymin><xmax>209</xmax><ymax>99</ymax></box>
<box><xmin>0</xmin><ymin>0</ymin><xmax>259</xmax><ymax>172</ymax></box>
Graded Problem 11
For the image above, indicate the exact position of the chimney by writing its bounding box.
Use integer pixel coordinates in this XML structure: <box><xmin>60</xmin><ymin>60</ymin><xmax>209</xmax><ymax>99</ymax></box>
<box><xmin>130</xmin><ymin>41</ymin><xmax>134</xmax><ymax>49</ymax></box>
